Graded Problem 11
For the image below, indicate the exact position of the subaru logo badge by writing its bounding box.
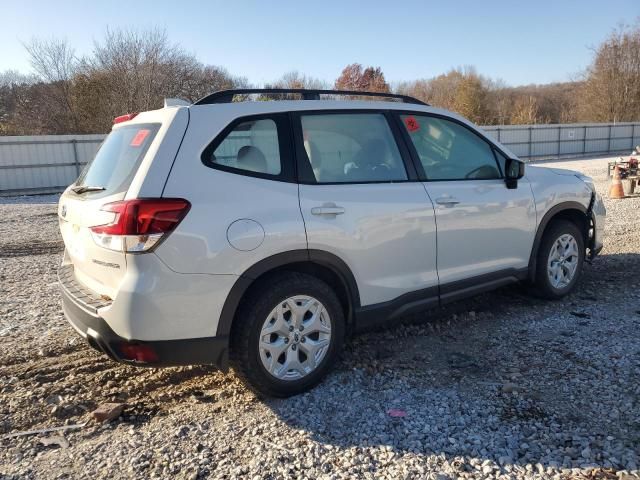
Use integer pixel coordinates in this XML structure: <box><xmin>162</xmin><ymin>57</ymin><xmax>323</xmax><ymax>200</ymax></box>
<box><xmin>61</xmin><ymin>204</ymin><xmax>67</xmax><ymax>218</ymax></box>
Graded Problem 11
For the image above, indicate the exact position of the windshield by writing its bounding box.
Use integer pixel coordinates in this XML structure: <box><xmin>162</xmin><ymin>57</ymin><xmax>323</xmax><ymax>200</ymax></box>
<box><xmin>75</xmin><ymin>123</ymin><xmax>160</xmax><ymax>196</ymax></box>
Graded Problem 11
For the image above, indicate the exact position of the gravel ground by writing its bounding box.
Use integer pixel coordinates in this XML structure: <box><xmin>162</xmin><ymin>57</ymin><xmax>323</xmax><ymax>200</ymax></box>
<box><xmin>1</xmin><ymin>157</ymin><xmax>639</xmax><ymax>480</ymax></box>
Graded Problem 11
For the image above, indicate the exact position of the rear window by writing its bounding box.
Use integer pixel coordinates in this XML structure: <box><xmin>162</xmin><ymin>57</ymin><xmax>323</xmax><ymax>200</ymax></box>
<box><xmin>75</xmin><ymin>123</ymin><xmax>160</xmax><ymax>196</ymax></box>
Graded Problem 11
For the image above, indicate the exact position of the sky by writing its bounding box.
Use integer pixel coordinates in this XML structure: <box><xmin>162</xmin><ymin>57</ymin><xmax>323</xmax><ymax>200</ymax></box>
<box><xmin>1</xmin><ymin>0</ymin><xmax>638</xmax><ymax>87</ymax></box>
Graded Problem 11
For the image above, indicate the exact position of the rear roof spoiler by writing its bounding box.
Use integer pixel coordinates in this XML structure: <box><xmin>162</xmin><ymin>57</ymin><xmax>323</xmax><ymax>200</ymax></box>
<box><xmin>164</xmin><ymin>98</ymin><xmax>190</xmax><ymax>108</ymax></box>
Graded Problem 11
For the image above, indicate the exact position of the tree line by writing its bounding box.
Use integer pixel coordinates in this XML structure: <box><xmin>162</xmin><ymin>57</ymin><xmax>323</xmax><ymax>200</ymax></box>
<box><xmin>0</xmin><ymin>22</ymin><xmax>638</xmax><ymax>136</ymax></box>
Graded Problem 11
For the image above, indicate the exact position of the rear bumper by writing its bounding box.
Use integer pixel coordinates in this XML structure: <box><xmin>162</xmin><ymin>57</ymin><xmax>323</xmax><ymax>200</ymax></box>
<box><xmin>60</xmin><ymin>274</ymin><xmax>229</xmax><ymax>369</ymax></box>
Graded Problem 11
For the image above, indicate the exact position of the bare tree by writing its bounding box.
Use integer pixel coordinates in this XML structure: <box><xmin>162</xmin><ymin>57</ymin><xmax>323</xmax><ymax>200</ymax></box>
<box><xmin>334</xmin><ymin>63</ymin><xmax>390</xmax><ymax>93</ymax></box>
<box><xmin>510</xmin><ymin>96</ymin><xmax>540</xmax><ymax>124</ymax></box>
<box><xmin>0</xmin><ymin>70</ymin><xmax>37</xmax><ymax>87</ymax></box>
<box><xmin>271</xmin><ymin>71</ymin><xmax>326</xmax><ymax>90</ymax></box>
<box><xmin>76</xmin><ymin>27</ymin><xmax>245</xmax><ymax>131</ymax></box>
<box><xmin>5</xmin><ymin>24</ymin><xmax>638</xmax><ymax>136</ymax></box>
<box><xmin>0</xmin><ymin>71</ymin><xmax>36</xmax><ymax>134</ymax></box>
<box><xmin>396</xmin><ymin>68</ymin><xmax>490</xmax><ymax>124</ymax></box>
<box><xmin>86</xmin><ymin>28</ymin><xmax>190</xmax><ymax>113</ymax></box>
<box><xmin>259</xmin><ymin>71</ymin><xmax>327</xmax><ymax>99</ymax></box>
<box><xmin>23</xmin><ymin>37</ymin><xmax>80</xmax><ymax>131</ymax></box>
<box><xmin>577</xmin><ymin>21</ymin><xmax>640</xmax><ymax>122</ymax></box>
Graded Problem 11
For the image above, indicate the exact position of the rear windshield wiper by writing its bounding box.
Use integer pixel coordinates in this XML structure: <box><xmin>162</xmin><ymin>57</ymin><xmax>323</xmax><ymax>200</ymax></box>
<box><xmin>71</xmin><ymin>185</ymin><xmax>106</xmax><ymax>194</ymax></box>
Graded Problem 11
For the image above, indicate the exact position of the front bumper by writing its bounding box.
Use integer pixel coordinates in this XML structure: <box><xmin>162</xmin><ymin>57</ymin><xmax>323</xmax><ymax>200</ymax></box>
<box><xmin>589</xmin><ymin>192</ymin><xmax>606</xmax><ymax>259</ymax></box>
<box><xmin>59</xmin><ymin>268</ymin><xmax>228</xmax><ymax>369</ymax></box>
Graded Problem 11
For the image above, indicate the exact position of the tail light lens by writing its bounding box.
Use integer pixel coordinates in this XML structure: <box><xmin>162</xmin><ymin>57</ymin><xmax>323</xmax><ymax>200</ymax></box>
<box><xmin>113</xmin><ymin>113</ymin><xmax>139</xmax><ymax>124</ymax></box>
<box><xmin>119</xmin><ymin>343</ymin><xmax>159</xmax><ymax>363</ymax></box>
<box><xmin>90</xmin><ymin>198</ymin><xmax>190</xmax><ymax>253</ymax></box>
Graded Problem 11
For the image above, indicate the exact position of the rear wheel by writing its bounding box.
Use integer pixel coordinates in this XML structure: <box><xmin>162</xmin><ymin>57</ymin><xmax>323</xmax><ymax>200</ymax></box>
<box><xmin>230</xmin><ymin>272</ymin><xmax>345</xmax><ymax>397</ymax></box>
<box><xmin>534</xmin><ymin>220</ymin><xmax>585</xmax><ymax>299</ymax></box>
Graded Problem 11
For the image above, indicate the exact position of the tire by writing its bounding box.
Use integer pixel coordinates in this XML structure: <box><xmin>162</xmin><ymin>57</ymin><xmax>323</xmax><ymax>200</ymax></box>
<box><xmin>230</xmin><ymin>272</ymin><xmax>345</xmax><ymax>397</ymax></box>
<box><xmin>534</xmin><ymin>220</ymin><xmax>585</xmax><ymax>299</ymax></box>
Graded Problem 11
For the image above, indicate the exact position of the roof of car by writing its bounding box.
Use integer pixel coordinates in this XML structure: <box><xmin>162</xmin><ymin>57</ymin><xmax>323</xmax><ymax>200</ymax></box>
<box><xmin>185</xmin><ymin>88</ymin><xmax>460</xmax><ymax>118</ymax></box>
<box><xmin>193</xmin><ymin>88</ymin><xmax>428</xmax><ymax>106</ymax></box>
<box><xmin>189</xmin><ymin>98</ymin><xmax>452</xmax><ymax>122</ymax></box>
<box><xmin>175</xmin><ymin>88</ymin><xmax>517</xmax><ymax>157</ymax></box>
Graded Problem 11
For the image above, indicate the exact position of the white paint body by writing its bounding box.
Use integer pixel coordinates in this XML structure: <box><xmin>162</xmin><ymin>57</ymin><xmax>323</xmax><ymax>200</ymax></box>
<box><xmin>58</xmin><ymin>100</ymin><xmax>605</xmax><ymax>341</ymax></box>
<box><xmin>423</xmin><ymin>177</ymin><xmax>537</xmax><ymax>285</ymax></box>
<box><xmin>299</xmin><ymin>182</ymin><xmax>438</xmax><ymax>305</ymax></box>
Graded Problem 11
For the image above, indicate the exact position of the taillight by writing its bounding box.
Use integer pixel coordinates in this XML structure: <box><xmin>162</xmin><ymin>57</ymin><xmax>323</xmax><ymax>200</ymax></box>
<box><xmin>119</xmin><ymin>343</ymin><xmax>159</xmax><ymax>363</ymax></box>
<box><xmin>113</xmin><ymin>113</ymin><xmax>139</xmax><ymax>124</ymax></box>
<box><xmin>90</xmin><ymin>198</ymin><xmax>190</xmax><ymax>253</ymax></box>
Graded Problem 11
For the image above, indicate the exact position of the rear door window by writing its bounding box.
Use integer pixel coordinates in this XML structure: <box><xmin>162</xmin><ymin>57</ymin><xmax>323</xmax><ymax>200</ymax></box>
<box><xmin>75</xmin><ymin>123</ymin><xmax>159</xmax><ymax>196</ymax></box>
<box><xmin>206</xmin><ymin>118</ymin><xmax>281</xmax><ymax>175</ymax></box>
<box><xmin>297</xmin><ymin>113</ymin><xmax>408</xmax><ymax>183</ymax></box>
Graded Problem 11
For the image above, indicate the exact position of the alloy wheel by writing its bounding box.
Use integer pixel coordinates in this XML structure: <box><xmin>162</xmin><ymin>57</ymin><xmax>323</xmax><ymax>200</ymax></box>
<box><xmin>547</xmin><ymin>233</ymin><xmax>579</xmax><ymax>289</ymax></box>
<box><xmin>258</xmin><ymin>295</ymin><xmax>332</xmax><ymax>381</ymax></box>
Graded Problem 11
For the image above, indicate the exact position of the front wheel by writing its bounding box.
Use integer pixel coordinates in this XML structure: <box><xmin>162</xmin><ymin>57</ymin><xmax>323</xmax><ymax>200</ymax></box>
<box><xmin>534</xmin><ymin>220</ymin><xmax>585</xmax><ymax>299</ymax></box>
<box><xmin>230</xmin><ymin>272</ymin><xmax>345</xmax><ymax>397</ymax></box>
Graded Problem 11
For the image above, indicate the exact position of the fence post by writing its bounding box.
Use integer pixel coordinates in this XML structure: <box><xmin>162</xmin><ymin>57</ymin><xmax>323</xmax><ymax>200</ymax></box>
<box><xmin>607</xmin><ymin>124</ymin><xmax>612</xmax><ymax>154</ymax></box>
<box><xmin>557</xmin><ymin>126</ymin><xmax>562</xmax><ymax>159</ymax></box>
<box><xmin>632</xmin><ymin>124</ymin><xmax>637</xmax><ymax>151</ymax></box>
<box><xmin>71</xmin><ymin>139</ymin><xmax>80</xmax><ymax>176</ymax></box>
<box><xmin>527</xmin><ymin>127</ymin><xmax>532</xmax><ymax>159</ymax></box>
<box><xmin>582</xmin><ymin>126</ymin><xmax>587</xmax><ymax>156</ymax></box>
<box><xmin>497</xmin><ymin>127</ymin><xmax>501</xmax><ymax>143</ymax></box>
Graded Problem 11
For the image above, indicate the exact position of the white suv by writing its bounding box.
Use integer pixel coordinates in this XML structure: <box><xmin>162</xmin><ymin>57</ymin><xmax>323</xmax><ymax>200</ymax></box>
<box><xmin>58</xmin><ymin>89</ymin><xmax>605</xmax><ymax>397</ymax></box>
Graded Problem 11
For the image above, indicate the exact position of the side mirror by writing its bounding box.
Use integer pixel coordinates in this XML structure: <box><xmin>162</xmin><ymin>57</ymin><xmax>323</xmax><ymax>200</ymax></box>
<box><xmin>505</xmin><ymin>158</ymin><xmax>525</xmax><ymax>189</ymax></box>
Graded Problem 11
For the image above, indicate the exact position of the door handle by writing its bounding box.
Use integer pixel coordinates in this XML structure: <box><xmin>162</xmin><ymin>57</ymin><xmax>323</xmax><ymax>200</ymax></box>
<box><xmin>435</xmin><ymin>197</ymin><xmax>460</xmax><ymax>206</ymax></box>
<box><xmin>311</xmin><ymin>203</ymin><xmax>345</xmax><ymax>216</ymax></box>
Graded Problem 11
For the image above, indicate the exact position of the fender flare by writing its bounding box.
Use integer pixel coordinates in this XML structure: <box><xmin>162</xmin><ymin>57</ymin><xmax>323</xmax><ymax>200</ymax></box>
<box><xmin>527</xmin><ymin>200</ymin><xmax>591</xmax><ymax>281</ymax></box>
<box><xmin>216</xmin><ymin>249</ymin><xmax>360</xmax><ymax>337</ymax></box>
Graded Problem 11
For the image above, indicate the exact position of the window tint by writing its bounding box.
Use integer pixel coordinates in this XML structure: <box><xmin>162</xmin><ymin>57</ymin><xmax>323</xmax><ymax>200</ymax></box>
<box><xmin>208</xmin><ymin>119</ymin><xmax>281</xmax><ymax>175</ymax></box>
<box><xmin>76</xmin><ymin>123</ymin><xmax>159</xmax><ymax>196</ymax></box>
<box><xmin>400</xmin><ymin>115</ymin><xmax>500</xmax><ymax>181</ymax></box>
<box><xmin>300</xmin><ymin>113</ymin><xmax>407</xmax><ymax>183</ymax></box>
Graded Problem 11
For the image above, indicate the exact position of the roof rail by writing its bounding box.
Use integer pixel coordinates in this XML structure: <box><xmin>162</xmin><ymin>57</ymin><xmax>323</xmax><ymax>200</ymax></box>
<box><xmin>193</xmin><ymin>88</ymin><xmax>428</xmax><ymax>106</ymax></box>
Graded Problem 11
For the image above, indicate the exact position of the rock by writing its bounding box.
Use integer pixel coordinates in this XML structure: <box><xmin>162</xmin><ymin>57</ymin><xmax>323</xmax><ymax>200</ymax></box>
<box><xmin>40</xmin><ymin>435</ymin><xmax>70</xmax><ymax>449</ymax></box>
<box><xmin>91</xmin><ymin>403</ymin><xmax>124</xmax><ymax>422</ymax></box>
<box><xmin>2</xmin><ymin>171</ymin><xmax>640</xmax><ymax>479</ymax></box>
<box><xmin>501</xmin><ymin>383</ymin><xmax>519</xmax><ymax>393</ymax></box>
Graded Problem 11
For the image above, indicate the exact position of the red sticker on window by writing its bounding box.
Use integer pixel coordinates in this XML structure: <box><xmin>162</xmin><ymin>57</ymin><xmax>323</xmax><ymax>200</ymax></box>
<box><xmin>130</xmin><ymin>129</ymin><xmax>150</xmax><ymax>147</ymax></box>
<box><xmin>404</xmin><ymin>116</ymin><xmax>420</xmax><ymax>132</ymax></box>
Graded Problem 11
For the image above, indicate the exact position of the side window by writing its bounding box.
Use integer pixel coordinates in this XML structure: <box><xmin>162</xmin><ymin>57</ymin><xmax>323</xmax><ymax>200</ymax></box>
<box><xmin>300</xmin><ymin>113</ymin><xmax>407</xmax><ymax>183</ymax></box>
<box><xmin>205</xmin><ymin>118</ymin><xmax>281</xmax><ymax>175</ymax></box>
<box><xmin>400</xmin><ymin>114</ymin><xmax>501</xmax><ymax>181</ymax></box>
<box><xmin>493</xmin><ymin>149</ymin><xmax>508</xmax><ymax>176</ymax></box>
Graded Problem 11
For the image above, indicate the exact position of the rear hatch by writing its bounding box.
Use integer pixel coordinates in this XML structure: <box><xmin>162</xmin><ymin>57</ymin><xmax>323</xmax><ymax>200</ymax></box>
<box><xmin>59</xmin><ymin>121</ymin><xmax>161</xmax><ymax>299</ymax></box>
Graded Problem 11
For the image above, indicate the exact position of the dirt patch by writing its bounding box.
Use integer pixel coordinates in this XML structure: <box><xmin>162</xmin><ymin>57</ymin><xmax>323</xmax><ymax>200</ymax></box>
<box><xmin>0</xmin><ymin>240</ymin><xmax>64</xmax><ymax>258</ymax></box>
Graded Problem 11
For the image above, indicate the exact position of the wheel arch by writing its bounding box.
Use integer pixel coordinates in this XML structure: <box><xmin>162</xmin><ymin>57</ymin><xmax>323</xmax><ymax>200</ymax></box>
<box><xmin>528</xmin><ymin>201</ymin><xmax>591</xmax><ymax>282</ymax></box>
<box><xmin>217</xmin><ymin>249</ymin><xmax>360</xmax><ymax>338</ymax></box>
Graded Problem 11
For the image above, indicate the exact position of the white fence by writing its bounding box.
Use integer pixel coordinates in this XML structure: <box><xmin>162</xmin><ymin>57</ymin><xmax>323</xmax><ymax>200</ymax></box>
<box><xmin>482</xmin><ymin>122</ymin><xmax>640</xmax><ymax>160</ymax></box>
<box><xmin>1</xmin><ymin>121</ymin><xmax>639</xmax><ymax>195</ymax></box>
<box><xmin>0</xmin><ymin>134</ymin><xmax>104</xmax><ymax>195</ymax></box>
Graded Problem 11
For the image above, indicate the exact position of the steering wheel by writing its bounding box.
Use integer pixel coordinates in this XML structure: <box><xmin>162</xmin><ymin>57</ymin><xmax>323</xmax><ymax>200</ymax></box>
<box><xmin>372</xmin><ymin>163</ymin><xmax>390</xmax><ymax>171</ymax></box>
<box><xmin>465</xmin><ymin>165</ymin><xmax>494</xmax><ymax>179</ymax></box>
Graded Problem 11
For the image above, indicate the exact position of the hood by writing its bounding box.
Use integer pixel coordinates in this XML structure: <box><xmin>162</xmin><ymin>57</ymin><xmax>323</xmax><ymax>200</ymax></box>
<box><xmin>547</xmin><ymin>167</ymin><xmax>583</xmax><ymax>177</ymax></box>
<box><xmin>525</xmin><ymin>165</ymin><xmax>594</xmax><ymax>193</ymax></box>
<box><xmin>524</xmin><ymin>165</ymin><xmax>582</xmax><ymax>179</ymax></box>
